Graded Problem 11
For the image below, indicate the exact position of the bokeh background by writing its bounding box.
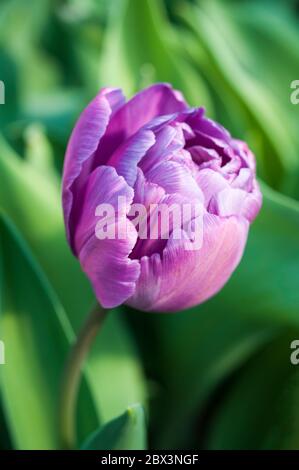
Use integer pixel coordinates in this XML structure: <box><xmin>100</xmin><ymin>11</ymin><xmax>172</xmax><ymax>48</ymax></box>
<box><xmin>0</xmin><ymin>0</ymin><xmax>299</xmax><ymax>450</ymax></box>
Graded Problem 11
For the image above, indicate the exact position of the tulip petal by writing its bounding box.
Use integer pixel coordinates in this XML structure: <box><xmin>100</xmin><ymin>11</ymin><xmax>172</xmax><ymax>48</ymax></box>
<box><xmin>130</xmin><ymin>187</ymin><xmax>202</xmax><ymax>259</ymax></box>
<box><xmin>188</xmin><ymin>145</ymin><xmax>220</xmax><ymax>166</ymax></box>
<box><xmin>126</xmin><ymin>214</ymin><xmax>248</xmax><ymax>312</ymax></box>
<box><xmin>145</xmin><ymin>160</ymin><xmax>203</xmax><ymax>202</ymax></box>
<box><xmin>62</xmin><ymin>88</ymin><xmax>125</xmax><ymax>250</ymax></box>
<box><xmin>109</xmin><ymin>128</ymin><xmax>156</xmax><ymax>187</ymax></box>
<box><xmin>196</xmin><ymin>169</ymin><xmax>229</xmax><ymax>207</ymax></box>
<box><xmin>94</xmin><ymin>83</ymin><xmax>188</xmax><ymax>166</ymax></box>
<box><xmin>231</xmin><ymin>168</ymin><xmax>254</xmax><ymax>192</ymax></box>
<box><xmin>75</xmin><ymin>166</ymin><xmax>140</xmax><ymax>308</ymax></box>
<box><xmin>209</xmin><ymin>185</ymin><xmax>262</xmax><ymax>222</ymax></box>
<box><xmin>139</xmin><ymin>125</ymin><xmax>178</xmax><ymax>174</ymax></box>
<box><xmin>74</xmin><ymin>165</ymin><xmax>133</xmax><ymax>253</ymax></box>
<box><xmin>133</xmin><ymin>168</ymin><xmax>166</xmax><ymax>207</ymax></box>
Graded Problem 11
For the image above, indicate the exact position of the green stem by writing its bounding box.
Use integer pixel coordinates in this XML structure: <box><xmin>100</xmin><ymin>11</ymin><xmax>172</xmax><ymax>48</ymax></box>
<box><xmin>59</xmin><ymin>303</ymin><xmax>108</xmax><ymax>449</ymax></box>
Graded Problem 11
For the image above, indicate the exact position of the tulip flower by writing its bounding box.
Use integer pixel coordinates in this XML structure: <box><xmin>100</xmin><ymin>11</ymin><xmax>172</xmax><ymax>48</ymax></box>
<box><xmin>62</xmin><ymin>83</ymin><xmax>261</xmax><ymax>313</ymax></box>
<box><xmin>60</xmin><ymin>83</ymin><xmax>262</xmax><ymax>448</ymax></box>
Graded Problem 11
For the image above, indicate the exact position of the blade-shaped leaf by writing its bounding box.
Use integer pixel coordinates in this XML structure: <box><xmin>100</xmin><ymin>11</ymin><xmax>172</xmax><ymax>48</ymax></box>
<box><xmin>0</xmin><ymin>137</ymin><xmax>146</xmax><ymax>440</ymax></box>
<box><xmin>0</xmin><ymin>399</ymin><xmax>12</xmax><ymax>450</ymax></box>
<box><xmin>81</xmin><ymin>404</ymin><xmax>146</xmax><ymax>450</ymax></box>
<box><xmin>205</xmin><ymin>330</ymin><xmax>299</xmax><ymax>449</ymax></box>
<box><xmin>100</xmin><ymin>0</ymin><xmax>212</xmax><ymax>110</ymax></box>
<box><xmin>127</xmin><ymin>304</ymin><xmax>277</xmax><ymax>449</ymax></box>
<box><xmin>0</xmin><ymin>213</ymin><xmax>74</xmax><ymax>448</ymax></box>
<box><xmin>127</xmin><ymin>182</ymin><xmax>299</xmax><ymax>448</ymax></box>
<box><xmin>179</xmin><ymin>0</ymin><xmax>299</xmax><ymax>194</ymax></box>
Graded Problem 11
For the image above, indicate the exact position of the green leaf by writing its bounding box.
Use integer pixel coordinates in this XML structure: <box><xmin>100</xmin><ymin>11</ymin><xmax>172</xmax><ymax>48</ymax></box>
<box><xmin>128</xmin><ymin>304</ymin><xmax>277</xmax><ymax>449</ymax></box>
<box><xmin>0</xmin><ymin>137</ymin><xmax>146</xmax><ymax>440</ymax></box>
<box><xmin>0</xmin><ymin>0</ymin><xmax>50</xmax><ymax>50</ymax></box>
<box><xmin>129</xmin><ymin>182</ymin><xmax>299</xmax><ymax>448</ymax></box>
<box><xmin>205</xmin><ymin>330</ymin><xmax>299</xmax><ymax>449</ymax></box>
<box><xmin>0</xmin><ymin>48</ymin><xmax>18</xmax><ymax>128</ymax></box>
<box><xmin>85</xmin><ymin>309</ymin><xmax>147</xmax><ymax>425</ymax></box>
<box><xmin>0</xmin><ymin>0</ymin><xmax>63</xmax><ymax>125</ymax></box>
<box><xmin>0</xmin><ymin>213</ymin><xmax>74</xmax><ymax>448</ymax></box>
<box><xmin>0</xmin><ymin>399</ymin><xmax>12</xmax><ymax>450</ymax></box>
<box><xmin>24</xmin><ymin>123</ymin><xmax>59</xmax><ymax>186</ymax></box>
<box><xmin>179</xmin><ymin>0</ymin><xmax>299</xmax><ymax>194</ymax></box>
<box><xmin>100</xmin><ymin>0</ymin><xmax>212</xmax><ymax>110</ymax></box>
<box><xmin>0</xmin><ymin>134</ymin><xmax>89</xmax><ymax>326</ymax></box>
<box><xmin>265</xmin><ymin>370</ymin><xmax>299</xmax><ymax>450</ymax></box>
<box><xmin>212</xmin><ymin>182</ymin><xmax>299</xmax><ymax>327</ymax></box>
<box><xmin>22</xmin><ymin>89</ymin><xmax>85</xmax><ymax>145</ymax></box>
<box><xmin>81</xmin><ymin>404</ymin><xmax>147</xmax><ymax>450</ymax></box>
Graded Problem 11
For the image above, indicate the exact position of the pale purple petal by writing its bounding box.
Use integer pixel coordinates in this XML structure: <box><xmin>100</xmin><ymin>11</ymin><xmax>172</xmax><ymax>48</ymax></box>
<box><xmin>196</xmin><ymin>169</ymin><xmax>229</xmax><ymax>208</ymax></box>
<box><xmin>145</xmin><ymin>160</ymin><xmax>204</xmax><ymax>202</ymax></box>
<box><xmin>62</xmin><ymin>83</ymin><xmax>262</xmax><ymax>313</ymax></box>
<box><xmin>130</xmin><ymin>190</ymin><xmax>201</xmax><ymax>259</ymax></box>
<box><xmin>93</xmin><ymin>83</ymin><xmax>188</xmax><ymax>167</ymax></box>
<box><xmin>127</xmin><ymin>215</ymin><xmax>249</xmax><ymax>312</ymax></box>
<box><xmin>231</xmin><ymin>168</ymin><xmax>253</xmax><ymax>192</ymax></box>
<box><xmin>139</xmin><ymin>125</ymin><xmax>178</xmax><ymax>174</ymax></box>
<box><xmin>108</xmin><ymin>129</ymin><xmax>155</xmax><ymax>186</ymax></box>
<box><xmin>74</xmin><ymin>166</ymin><xmax>133</xmax><ymax>253</ymax></box>
<box><xmin>62</xmin><ymin>88</ymin><xmax>125</xmax><ymax>250</ymax></box>
<box><xmin>132</xmin><ymin>168</ymin><xmax>165</xmax><ymax>207</ymax></box>
<box><xmin>188</xmin><ymin>145</ymin><xmax>221</xmax><ymax>166</ymax></box>
<box><xmin>75</xmin><ymin>166</ymin><xmax>140</xmax><ymax>308</ymax></box>
<box><xmin>209</xmin><ymin>183</ymin><xmax>262</xmax><ymax>222</ymax></box>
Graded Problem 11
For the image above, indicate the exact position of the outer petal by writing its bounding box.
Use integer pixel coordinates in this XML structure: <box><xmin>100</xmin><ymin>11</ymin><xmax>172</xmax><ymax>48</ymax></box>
<box><xmin>74</xmin><ymin>165</ymin><xmax>133</xmax><ymax>253</ymax></box>
<box><xmin>126</xmin><ymin>214</ymin><xmax>249</xmax><ymax>312</ymax></box>
<box><xmin>62</xmin><ymin>88</ymin><xmax>125</xmax><ymax>250</ymax></box>
<box><xmin>75</xmin><ymin>166</ymin><xmax>140</xmax><ymax>308</ymax></box>
<box><xmin>94</xmin><ymin>83</ymin><xmax>188</xmax><ymax>167</ymax></box>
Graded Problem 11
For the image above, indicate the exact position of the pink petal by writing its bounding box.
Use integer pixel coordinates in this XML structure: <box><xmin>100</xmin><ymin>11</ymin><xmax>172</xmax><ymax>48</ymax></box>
<box><xmin>108</xmin><ymin>128</ymin><xmax>155</xmax><ymax>186</ymax></box>
<box><xmin>127</xmin><ymin>214</ymin><xmax>249</xmax><ymax>312</ymax></box>
<box><xmin>75</xmin><ymin>166</ymin><xmax>140</xmax><ymax>308</ymax></box>
<box><xmin>209</xmin><ymin>183</ymin><xmax>262</xmax><ymax>222</ymax></box>
<box><xmin>133</xmin><ymin>168</ymin><xmax>165</xmax><ymax>207</ymax></box>
<box><xmin>146</xmin><ymin>160</ymin><xmax>204</xmax><ymax>202</ymax></box>
<box><xmin>94</xmin><ymin>83</ymin><xmax>188</xmax><ymax>166</ymax></box>
<box><xmin>196</xmin><ymin>169</ymin><xmax>229</xmax><ymax>208</ymax></box>
<box><xmin>62</xmin><ymin>88</ymin><xmax>125</xmax><ymax>250</ymax></box>
<box><xmin>139</xmin><ymin>125</ymin><xmax>178</xmax><ymax>174</ymax></box>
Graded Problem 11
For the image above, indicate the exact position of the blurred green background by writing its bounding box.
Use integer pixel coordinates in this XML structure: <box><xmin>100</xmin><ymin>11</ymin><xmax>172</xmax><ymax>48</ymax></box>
<box><xmin>0</xmin><ymin>0</ymin><xmax>299</xmax><ymax>450</ymax></box>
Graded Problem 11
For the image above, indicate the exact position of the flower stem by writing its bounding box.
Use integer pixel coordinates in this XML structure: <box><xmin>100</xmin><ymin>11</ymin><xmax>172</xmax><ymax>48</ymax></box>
<box><xmin>59</xmin><ymin>303</ymin><xmax>108</xmax><ymax>449</ymax></box>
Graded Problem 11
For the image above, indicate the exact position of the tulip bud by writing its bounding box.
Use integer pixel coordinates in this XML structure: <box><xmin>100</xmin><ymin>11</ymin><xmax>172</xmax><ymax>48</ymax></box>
<box><xmin>62</xmin><ymin>84</ymin><xmax>261</xmax><ymax>312</ymax></box>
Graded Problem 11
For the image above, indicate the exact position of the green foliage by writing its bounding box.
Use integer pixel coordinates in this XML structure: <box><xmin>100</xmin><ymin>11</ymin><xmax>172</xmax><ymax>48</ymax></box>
<box><xmin>0</xmin><ymin>213</ymin><xmax>74</xmax><ymax>449</ymax></box>
<box><xmin>0</xmin><ymin>126</ymin><xmax>146</xmax><ymax>448</ymax></box>
<box><xmin>99</xmin><ymin>0</ymin><xmax>212</xmax><ymax>109</ymax></box>
<box><xmin>178</xmin><ymin>0</ymin><xmax>299</xmax><ymax>194</ymax></box>
<box><xmin>81</xmin><ymin>404</ymin><xmax>147</xmax><ymax>450</ymax></box>
<box><xmin>205</xmin><ymin>331</ymin><xmax>299</xmax><ymax>449</ymax></box>
<box><xmin>0</xmin><ymin>0</ymin><xmax>298</xmax><ymax>451</ymax></box>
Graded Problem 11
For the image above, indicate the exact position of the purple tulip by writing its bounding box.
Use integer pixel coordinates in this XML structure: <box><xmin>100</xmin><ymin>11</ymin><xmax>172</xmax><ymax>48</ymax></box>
<box><xmin>62</xmin><ymin>83</ymin><xmax>262</xmax><ymax>312</ymax></box>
